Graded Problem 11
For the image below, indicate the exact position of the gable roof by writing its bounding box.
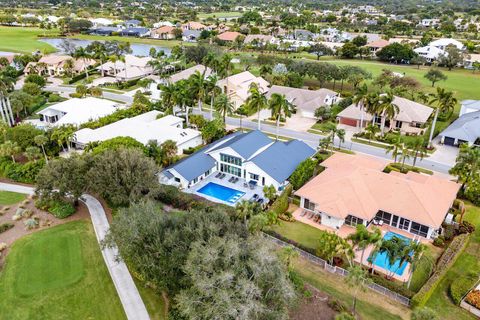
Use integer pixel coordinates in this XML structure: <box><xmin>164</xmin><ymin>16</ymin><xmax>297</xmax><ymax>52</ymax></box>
<box><xmin>267</xmin><ymin>85</ymin><xmax>338</xmax><ymax>113</ymax></box>
<box><xmin>217</xmin><ymin>31</ymin><xmax>242</xmax><ymax>41</ymax></box>
<box><xmin>207</xmin><ymin>130</ymin><xmax>272</xmax><ymax>159</ymax></box>
<box><xmin>295</xmin><ymin>153</ymin><xmax>461</xmax><ymax>228</ymax></box>
<box><xmin>440</xmin><ymin>110</ymin><xmax>480</xmax><ymax>143</ymax></box>
<box><xmin>366</xmin><ymin>39</ymin><xmax>390</xmax><ymax>48</ymax></box>
<box><xmin>337</xmin><ymin>95</ymin><xmax>433</xmax><ymax>123</ymax></box>
<box><xmin>168</xmin><ymin>64</ymin><xmax>212</xmax><ymax>83</ymax></box>
<box><xmin>250</xmin><ymin>139</ymin><xmax>316</xmax><ymax>182</ymax></box>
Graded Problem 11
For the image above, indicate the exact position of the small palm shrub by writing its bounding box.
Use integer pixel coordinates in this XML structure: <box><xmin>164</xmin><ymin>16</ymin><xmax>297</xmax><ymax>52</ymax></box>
<box><xmin>24</xmin><ymin>218</ymin><xmax>39</xmax><ymax>230</ymax></box>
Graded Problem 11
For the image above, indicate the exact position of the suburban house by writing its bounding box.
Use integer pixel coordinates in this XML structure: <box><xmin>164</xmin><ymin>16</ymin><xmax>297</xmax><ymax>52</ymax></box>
<box><xmin>160</xmin><ymin>130</ymin><xmax>315</xmax><ymax>191</ymax></box>
<box><xmin>217</xmin><ymin>31</ymin><xmax>242</xmax><ymax>42</ymax></box>
<box><xmin>89</xmin><ymin>26</ymin><xmax>121</xmax><ymax>36</ymax></box>
<box><xmin>151</xmin><ymin>26</ymin><xmax>176</xmax><ymax>39</ymax></box>
<box><xmin>153</xmin><ymin>21</ymin><xmax>174</xmax><ymax>28</ymax></box>
<box><xmin>182</xmin><ymin>21</ymin><xmax>208</xmax><ymax>31</ymax></box>
<box><xmin>74</xmin><ymin>111</ymin><xmax>202</xmax><ymax>153</ymax></box>
<box><xmin>35</xmin><ymin>97</ymin><xmax>119</xmax><ymax>128</ymax></box>
<box><xmin>90</xmin><ymin>17</ymin><xmax>114</xmax><ymax>27</ymax></box>
<box><xmin>97</xmin><ymin>55</ymin><xmax>154</xmax><ymax>81</ymax></box>
<box><xmin>243</xmin><ymin>35</ymin><xmax>275</xmax><ymax>46</ymax></box>
<box><xmin>119</xmin><ymin>27</ymin><xmax>150</xmax><ymax>37</ymax></box>
<box><xmin>167</xmin><ymin>64</ymin><xmax>212</xmax><ymax>84</ymax></box>
<box><xmin>365</xmin><ymin>39</ymin><xmax>390</xmax><ymax>53</ymax></box>
<box><xmin>440</xmin><ymin>100</ymin><xmax>480</xmax><ymax>147</ymax></box>
<box><xmin>429</xmin><ymin>38</ymin><xmax>465</xmax><ymax>51</ymax></box>
<box><xmin>124</xmin><ymin>19</ymin><xmax>141</xmax><ymax>28</ymax></box>
<box><xmin>217</xmin><ymin>71</ymin><xmax>270</xmax><ymax>108</ymax></box>
<box><xmin>182</xmin><ymin>30</ymin><xmax>202</xmax><ymax>42</ymax></box>
<box><xmin>413</xmin><ymin>45</ymin><xmax>445</xmax><ymax>62</ymax></box>
<box><xmin>24</xmin><ymin>55</ymin><xmax>96</xmax><ymax>76</ymax></box>
<box><xmin>464</xmin><ymin>54</ymin><xmax>480</xmax><ymax>69</ymax></box>
<box><xmin>266</xmin><ymin>85</ymin><xmax>340</xmax><ymax>119</ymax></box>
<box><xmin>337</xmin><ymin>95</ymin><xmax>433</xmax><ymax>135</ymax></box>
<box><xmin>420</xmin><ymin>19</ymin><xmax>440</xmax><ymax>27</ymax></box>
<box><xmin>295</xmin><ymin>153</ymin><xmax>461</xmax><ymax>240</ymax></box>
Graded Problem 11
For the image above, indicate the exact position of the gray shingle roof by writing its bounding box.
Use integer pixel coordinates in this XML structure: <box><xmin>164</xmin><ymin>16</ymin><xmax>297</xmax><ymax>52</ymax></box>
<box><xmin>210</xmin><ymin>130</ymin><xmax>272</xmax><ymax>159</ymax></box>
<box><xmin>250</xmin><ymin>139</ymin><xmax>316</xmax><ymax>183</ymax></box>
<box><xmin>440</xmin><ymin>111</ymin><xmax>480</xmax><ymax>143</ymax></box>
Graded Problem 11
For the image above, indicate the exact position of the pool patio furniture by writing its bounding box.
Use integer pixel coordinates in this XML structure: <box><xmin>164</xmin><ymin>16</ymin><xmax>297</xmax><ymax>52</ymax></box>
<box><xmin>228</xmin><ymin>177</ymin><xmax>235</xmax><ymax>183</ymax></box>
<box><xmin>215</xmin><ymin>172</ymin><xmax>222</xmax><ymax>178</ymax></box>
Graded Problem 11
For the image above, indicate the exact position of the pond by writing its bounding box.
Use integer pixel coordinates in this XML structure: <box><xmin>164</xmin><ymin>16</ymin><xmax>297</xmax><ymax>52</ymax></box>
<box><xmin>39</xmin><ymin>38</ymin><xmax>171</xmax><ymax>57</ymax></box>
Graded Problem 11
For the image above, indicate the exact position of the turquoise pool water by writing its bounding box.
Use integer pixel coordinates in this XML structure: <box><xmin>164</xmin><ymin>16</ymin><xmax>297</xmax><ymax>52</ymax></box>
<box><xmin>372</xmin><ymin>232</ymin><xmax>411</xmax><ymax>276</ymax></box>
<box><xmin>197</xmin><ymin>182</ymin><xmax>245</xmax><ymax>204</ymax></box>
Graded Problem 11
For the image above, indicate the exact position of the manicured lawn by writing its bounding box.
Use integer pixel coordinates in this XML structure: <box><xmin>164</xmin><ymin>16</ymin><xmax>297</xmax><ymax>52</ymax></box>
<box><xmin>424</xmin><ymin>202</ymin><xmax>480</xmax><ymax>320</ymax></box>
<box><xmin>0</xmin><ymin>220</ymin><xmax>126</xmax><ymax>320</ymax></box>
<box><xmin>134</xmin><ymin>278</ymin><xmax>167</xmax><ymax>320</ymax></box>
<box><xmin>0</xmin><ymin>26</ymin><xmax>57</xmax><ymax>54</ymax></box>
<box><xmin>294</xmin><ymin>258</ymin><xmax>409</xmax><ymax>320</ymax></box>
<box><xmin>269</xmin><ymin>220</ymin><xmax>323</xmax><ymax>249</ymax></box>
<box><xmin>0</xmin><ymin>191</ymin><xmax>26</xmax><ymax>205</ymax></box>
<box><xmin>69</xmin><ymin>34</ymin><xmax>194</xmax><ymax>48</ymax></box>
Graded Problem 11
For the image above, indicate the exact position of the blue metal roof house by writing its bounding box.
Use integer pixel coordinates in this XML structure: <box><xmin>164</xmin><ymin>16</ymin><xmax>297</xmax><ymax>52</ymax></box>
<box><xmin>159</xmin><ymin>130</ymin><xmax>315</xmax><ymax>192</ymax></box>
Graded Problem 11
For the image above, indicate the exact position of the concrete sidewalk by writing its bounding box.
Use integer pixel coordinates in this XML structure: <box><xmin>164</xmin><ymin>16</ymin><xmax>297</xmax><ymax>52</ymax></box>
<box><xmin>0</xmin><ymin>183</ymin><xmax>149</xmax><ymax>320</ymax></box>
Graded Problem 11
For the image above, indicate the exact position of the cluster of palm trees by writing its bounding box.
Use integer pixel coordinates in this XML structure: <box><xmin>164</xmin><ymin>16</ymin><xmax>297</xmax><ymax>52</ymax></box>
<box><xmin>353</xmin><ymin>84</ymin><xmax>457</xmax><ymax>149</ymax></box>
<box><xmin>245</xmin><ymin>82</ymin><xmax>295</xmax><ymax>139</ymax></box>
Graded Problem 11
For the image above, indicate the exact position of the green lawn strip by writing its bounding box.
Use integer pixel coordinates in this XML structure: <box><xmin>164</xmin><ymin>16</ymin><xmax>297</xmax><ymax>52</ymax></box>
<box><xmin>424</xmin><ymin>203</ymin><xmax>480</xmax><ymax>320</ymax></box>
<box><xmin>269</xmin><ymin>220</ymin><xmax>324</xmax><ymax>249</ymax></box>
<box><xmin>294</xmin><ymin>258</ymin><xmax>408</xmax><ymax>320</ymax></box>
<box><xmin>352</xmin><ymin>137</ymin><xmax>389</xmax><ymax>149</ymax></box>
<box><xmin>133</xmin><ymin>278</ymin><xmax>166</xmax><ymax>320</ymax></box>
<box><xmin>0</xmin><ymin>220</ymin><xmax>126</xmax><ymax>320</ymax></box>
<box><xmin>0</xmin><ymin>191</ymin><xmax>26</xmax><ymax>205</ymax></box>
<box><xmin>408</xmin><ymin>246</ymin><xmax>442</xmax><ymax>293</ymax></box>
<box><xmin>68</xmin><ymin>34</ymin><xmax>195</xmax><ymax>48</ymax></box>
<box><xmin>0</xmin><ymin>26</ymin><xmax>57</xmax><ymax>54</ymax></box>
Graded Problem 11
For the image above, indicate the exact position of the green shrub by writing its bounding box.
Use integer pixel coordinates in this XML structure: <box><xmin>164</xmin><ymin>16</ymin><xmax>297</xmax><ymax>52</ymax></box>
<box><xmin>69</xmin><ymin>92</ymin><xmax>83</xmax><ymax>98</ymax></box>
<box><xmin>0</xmin><ymin>158</ymin><xmax>45</xmax><ymax>183</ymax></box>
<box><xmin>458</xmin><ymin>221</ymin><xmax>475</xmax><ymax>234</ymax></box>
<box><xmin>48</xmin><ymin>93</ymin><xmax>61</xmax><ymax>102</ymax></box>
<box><xmin>328</xmin><ymin>299</ymin><xmax>348</xmax><ymax>313</ymax></box>
<box><xmin>81</xmin><ymin>106</ymin><xmax>148</xmax><ymax>129</ymax></box>
<box><xmin>335</xmin><ymin>313</ymin><xmax>355</xmax><ymax>320</ymax></box>
<box><xmin>49</xmin><ymin>200</ymin><xmax>75</xmax><ymax>219</ymax></box>
<box><xmin>270</xmin><ymin>184</ymin><xmax>292</xmax><ymax>216</ymax></box>
<box><xmin>289</xmin><ymin>158</ymin><xmax>317</xmax><ymax>190</ymax></box>
<box><xmin>433</xmin><ymin>237</ymin><xmax>445</xmax><ymax>247</ymax></box>
<box><xmin>450</xmin><ymin>276</ymin><xmax>477</xmax><ymax>305</ymax></box>
<box><xmin>0</xmin><ymin>222</ymin><xmax>14</xmax><ymax>233</ymax></box>
<box><xmin>411</xmin><ymin>233</ymin><xmax>469</xmax><ymax>307</ymax></box>
<box><xmin>369</xmin><ymin>273</ymin><xmax>415</xmax><ymax>298</ymax></box>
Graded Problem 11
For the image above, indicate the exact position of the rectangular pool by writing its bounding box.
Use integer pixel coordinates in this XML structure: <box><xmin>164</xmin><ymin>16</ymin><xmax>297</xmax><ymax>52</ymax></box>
<box><xmin>371</xmin><ymin>231</ymin><xmax>411</xmax><ymax>276</ymax></box>
<box><xmin>197</xmin><ymin>182</ymin><xmax>245</xmax><ymax>204</ymax></box>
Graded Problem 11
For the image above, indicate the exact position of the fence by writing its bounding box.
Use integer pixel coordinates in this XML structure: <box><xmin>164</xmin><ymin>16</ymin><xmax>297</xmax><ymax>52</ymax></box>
<box><xmin>263</xmin><ymin>232</ymin><xmax>411</xmax><ymax>306</ymax></box>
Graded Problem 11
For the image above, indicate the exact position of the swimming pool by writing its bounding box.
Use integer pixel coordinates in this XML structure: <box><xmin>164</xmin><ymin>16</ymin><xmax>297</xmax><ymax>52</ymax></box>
<box><xmin>371</xmin><ymin>232</ymin><xmax>411</xmax><ymax>276</ymax></box>
<box><xmin>197</xmin><ymin>182</ymin><xmax>245</xmax><ymax>204</ymax></box>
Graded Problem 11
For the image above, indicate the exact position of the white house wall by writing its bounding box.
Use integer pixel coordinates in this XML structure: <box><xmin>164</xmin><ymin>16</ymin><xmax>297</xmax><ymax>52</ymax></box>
<box><xmin>177</xmin><ymin>135</ymin><xmax>203</xmax><ymax>154</ymax></box>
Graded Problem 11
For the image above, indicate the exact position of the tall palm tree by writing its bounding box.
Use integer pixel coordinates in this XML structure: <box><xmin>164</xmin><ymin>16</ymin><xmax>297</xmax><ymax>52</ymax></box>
<box><xmin>189</xmin><ymin>71</ymin><xmax>206</xmax><ymax>111</ymax></box>
<box><xmin>364</xmin><ymin>123</ymin><xmax>380</xmax><ymax>142</ymax></box>
<box><xmin>0</xmin><ymin>140</ymin><xmax>20</xmax><ymax>163</ymax></box>
<box><xmin>214</xmin><ymin>93</ymin><xmax>234</xmax><ymax>123</ymax></box>
<box><xmin>73</xmin><ymin>47</ymin><xmax>91</xmax><ymax>80</ymax></box>
<box><xmin>379</xmin><ymin>236</ymin><xmax>412</xmax><ymax>279</ymax></box>
<box><xmin>428</xmin><ymin>87</ymin><xmax>457</xmax><ymax>148</ymax></box>
<box><xmin>352</xmin><ymin>83</ymin><xmax>369</xmax><ymax>129</ymax></box>
<box><xmin>159</xmin><ymin>82</ymin><xmax>176</xmax><ymax>114</ymax></box>
<box><xmin>245</xmin><ymin>82</ymin><xmax>268</xmax><ymax>130</ymax></box>
<box><xmin>408</xmin><ymin>137</ymin><xmax>427</xmax><ymax>167</ymax></box>
<box><xmin>108</xmin><ymin>55</ymin><xmax>119</xmax><ymax>79</ymax></box>
<box><xmin>378</xmin><ymin>93</ymin><xmax>399</xmax><ymax>136</ymax></box>
<box><xmin>173</xmin><ymin>81</ymin><xmax>193</xmax><ymax>126</ymax></box>
<box><xmin>386</xmin><ymin>134</ymin><xmax>403</xmax><ymax>163</ymax></box>
<box><xmin>205</xmin><ymin>74</ymin><xmax>220</xmax><ymax>120</ymax></box>
<box><xmin>268</xmin><ymin>93</ymin><xmax>295</xmax><ymax>140</ymax></box>
<box><xmin>399</xmin><ymin>143</ymin><xmax>411</xmax><ymax>171</ymax></box>
<box><xmin>86</xmin><ymin>41</ymin><xmax>107</xmax><ymax>77</ymax></box>
<box><xmin>34</xmin><ymin>134</ymin><xmax>49</xmax><ymax>163</ymax></box>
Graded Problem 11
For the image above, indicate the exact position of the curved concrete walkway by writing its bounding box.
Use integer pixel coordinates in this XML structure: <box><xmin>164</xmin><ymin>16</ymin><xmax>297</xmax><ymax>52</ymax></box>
<box><xmin>0</xmin><ymin>183</ymin><xmax>149</xmax><ymax>320</ymax></box>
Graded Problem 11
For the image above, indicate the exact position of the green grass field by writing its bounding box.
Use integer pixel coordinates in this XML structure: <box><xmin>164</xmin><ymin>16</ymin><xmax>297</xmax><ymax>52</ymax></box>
<box><xmin>0</xmin><ymin>191</ymin><xmax>26</xmax><ymax>205</ymax></box>
<box><xmin>0</xmin><ymin>220</ymin><xmax>126</xmax><ymax>320</ymax></box>
<box><xmin>424</xmin><ymin>203</ymin><xmax>480</xmax><ymax>320</ymax></box>
<box><xmin>198</xmin><ymin>11</ymin><xmax>242</xmax><ymax>19</ymax></box>
<box><xmin>69</xmin><ymin>34</ymin><xmax>192</xmax><ymax>48</ymax></box>
<box><xmin>0</xmin><ymin>26</ymin><xmax>57</xmax><ymax>54</ymax></box>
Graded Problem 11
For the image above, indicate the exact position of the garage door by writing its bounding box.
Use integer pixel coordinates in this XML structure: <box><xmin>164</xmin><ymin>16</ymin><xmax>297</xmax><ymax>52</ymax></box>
<box><xmin>339</xmin><ymin>117</ymin><xmax>357</xmax><ymax>127</ymax></box>
<box><xmin>443</xmin><ymin>136</ymin><xmax>456</xmax><ymax>146</ymax></box>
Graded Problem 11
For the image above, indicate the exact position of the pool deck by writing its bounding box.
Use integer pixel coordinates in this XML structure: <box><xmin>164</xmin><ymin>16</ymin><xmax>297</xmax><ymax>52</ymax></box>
<box><xmin>185</xmin><ymin>173</ymin><xmax>266</xmax><ymax>207</ymax></box>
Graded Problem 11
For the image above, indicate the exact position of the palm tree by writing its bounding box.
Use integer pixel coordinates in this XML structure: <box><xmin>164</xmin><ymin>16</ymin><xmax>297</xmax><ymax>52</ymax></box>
<box><xmin>118</xmin><ymin>41</ymin><xmax>132</xmax><ymax>80</ymax></box>
<box><xmin>428</xmin><ymin>87</ymin><xmax>457</xmax><ymax>148</ymax></box>
<box><xmin>245</xmin><ymin>82</ymin><xmax>268</xmax><ymax>130</ymax></box>
<box><xmin>386</xmin><ymin>134</ymin><xmax>403</xmax><ymax>163</ymax></box>
<box><xmin>399</xmin><ymin>143</ymin><xmax>411</xmax><ymax>171</ymax></box>
<box><xmin>364</xmin><ymin>123</ymin><xmax>380</xmax><ymax>142</ymax></box>
<box><xmin>408</xmin><ymin>137</ymin><xmax>427</xmax><ymax>167</ymax></box>
<box><xmin>86</xmin><ymin>41</ymin><xmax>108</xmax><ymax>77</ymax></box>
<box><xmin>0</xmin><ymin>140</ymin><xmax>20</xmax><ymax>163</ymax></box>
<box><xmin>73</xmin><ymin>47</ymin><xmax>91</xmax><ymax>80</ymax></box>
<box><xmin>173</xmin><ymin>81</ymin><xmax>193</xmax><ymax>126</ymax></box>
<box><xmin>336</xmin><ymin>128</ymin><xmax>346</xmax><ymax>148</ymax></box>
<box><xmin>235</xmin><ymin>199</ymin><xmax>257</xmax><ymax>226</ymax></box>
<box><xmin>108</xmin><ymin>55</ymin><xmax>119</xmax><ymax>79</ymax></box>
<box><xmin>378</xmin><ymin>93</ymin><xmax>399</xmax><ymax>136</ymax></box>
<box><xmin>347</xmin><ymin>224</ymin><xmax>371</xmax><ymax>263</ymax></box>
<box><xmin>368</xmin><ymin>229</ymin><xmax>383</xmax><ymax>274</ymax></box>
<box><xmin>214</xmin><ymin>93</ymin><xmax>234</xmax><ymax>123</ymax></box>
<box><xmin>159</xmin><ymin>82</ymin><xmax>176</xmax><ymax>115</ymax></box>
<box><xmin>24</xmin><ymin>146</ymin><xmax>41</xmax><ymax>162</ymax></box>
<box><xmin>205</xmin><ymin>74</ymin><xmax>220</xmax><ymax>120</ymax></box>
<box><xmin>189</xmin><ymin>71</ymin><xmax>206</xmax><ymax>111</ymax></box>
<box><xmin>280</xmin><ymin>246</ymin><xmax>299</xmax><ymax>270</ymax></box>
<box><xmin>449</xmin><ymin>144</ymin><xmax>480</xmax><ymax>191</ymax></box>
<box><xmin>63</xmin><ymin>59</ymin><xmax>75</xmax><ymax>77</ymax></box>
<box><xmin>235</xmin><ymin>106</ymin><xmax>248</xmax><ymax>132</ymax></box>
<box><xmin>407</xmin><ymin>242</ymin><xmax>427</xmax><ymax>289</ymax></box>
<box><xmin>345</xmin><ymin>265</ymin><xmax>372</xmax><ymax>316</ymax></box>
<box><xmin>268</xmin><ymin>93</ymin><xmax>295</xmax><ymax>140</ymax></box>
<box><xmin>352</xmin><ymin>84</ymin><xmax>369</xmax><ymax>129</ymax></box>
<box><xmin>34</xmin><ymin>134</ymin><xmax>49</xmax><ymax>163</ymax></box>
<box><xmin>378</xmin><ymin>236</ymin><xmax>411</xmax><ymax>279</ymax></box>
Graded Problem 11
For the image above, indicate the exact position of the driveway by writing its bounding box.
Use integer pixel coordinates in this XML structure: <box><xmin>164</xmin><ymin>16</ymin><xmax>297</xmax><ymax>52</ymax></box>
<box><xmin>0</xmin><ymin>183</ymin><xmax>149</xmax><ymax>320</ymax></box>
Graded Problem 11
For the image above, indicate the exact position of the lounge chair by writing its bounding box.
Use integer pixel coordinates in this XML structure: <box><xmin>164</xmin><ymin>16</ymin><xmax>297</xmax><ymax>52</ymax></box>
<box><xmin>256</xmin><ymin>198</ymin><xmax>263</xmax><ymax>204</ymax></box>
<box><xmin>228</xmin><ymin>177</ymin><xmax>235</xmax><ymax>183</ymax></box>
<box><xmin>215</xmin><ymin>172</ymin><xmax>222</xmax><ymax>178</ymax></box>
<box><xmin>252</xmin><ymin>194</ymin><xmax>259</xmax><ymax>200</ymax></box>
<box><xmin>234</xmin><ymin>177</ymin><xmax>239</xmax><ymax>183</ymax></box>
<box><xmin>220</xmin><ymin>173</ymin><xmax>226</xmax><ymax>179</ymax></box>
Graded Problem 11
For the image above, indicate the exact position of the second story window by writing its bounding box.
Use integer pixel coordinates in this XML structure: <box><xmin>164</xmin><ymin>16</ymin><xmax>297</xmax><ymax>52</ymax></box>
<box><xmin>220</xmin><ymin>153</ymin><xmax>242</xmax><ymax>166</ymax></box>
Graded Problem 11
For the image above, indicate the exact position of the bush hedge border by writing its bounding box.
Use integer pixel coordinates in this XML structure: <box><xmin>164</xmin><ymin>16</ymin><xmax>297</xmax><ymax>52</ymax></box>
<box><xmin>411</xmin><ymin>233</ymin><xmax>470</xmax><ymax>307</ymax></box>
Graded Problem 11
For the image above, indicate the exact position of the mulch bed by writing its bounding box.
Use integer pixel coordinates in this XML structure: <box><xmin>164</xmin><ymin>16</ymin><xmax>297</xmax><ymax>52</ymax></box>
<box><xmin>289</xmin><ymin>284</ymin><xmax>338</xmax><ymax>320</ymax></box>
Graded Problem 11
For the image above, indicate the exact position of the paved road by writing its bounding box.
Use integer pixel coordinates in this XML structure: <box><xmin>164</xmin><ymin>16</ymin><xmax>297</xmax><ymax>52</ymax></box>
<box><xmin>0</xmin><ymin>183</ymin><xmax>149</xmax><ymax>320</ymax></box>
<box><xmin>195</xmin><ymin>110</ymin><xmax>454</xmax><ymax>174</ymax></box>
<box><xmin>45</xmin><ymin>85</ymin><xmax>134</xmax><ymax>104</ymax></box>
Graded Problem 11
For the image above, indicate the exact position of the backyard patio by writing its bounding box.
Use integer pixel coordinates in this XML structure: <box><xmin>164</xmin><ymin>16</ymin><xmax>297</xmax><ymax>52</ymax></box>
<box><xmin>185</xmin><ymin>172</ymin><xmax>266</xmax><ymax>207</ymax></box>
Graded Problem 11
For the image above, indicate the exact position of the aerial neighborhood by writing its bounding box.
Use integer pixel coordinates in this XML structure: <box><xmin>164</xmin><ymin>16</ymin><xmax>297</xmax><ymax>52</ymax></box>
<box><xmin>0</xmin><ymin>1</ymin><xmax>479</xmax><ymax>320</ymax></box>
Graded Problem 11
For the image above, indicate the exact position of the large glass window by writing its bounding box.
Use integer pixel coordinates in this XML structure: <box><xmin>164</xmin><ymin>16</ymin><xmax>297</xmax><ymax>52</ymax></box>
<box><xmin>220</xmin><ymin>153</ymin><xmax>242</xmax><ymax>166</ymax></box>
<box><xmin>375</xmin><ymin>211</ymin><xmax>392</xmax><ymax>225</ymax></box>
<box><xmin>249</xmin><ymin>173</ymin><xmax>259</xmax><ymax>181</ymax></box>
<box><xmin>410</xmin><ymin>222</ymin><xmax>429</xmax><ymax>238</ymax></box>
<box><xmin>345</xmin><ymin>215</ymin><xmax>364</xmax><ymax>226</ymax></box>
<box><xmin>303</xmin><ymin>198</ymin><xmax>315</xmax><ymax>211</ymax></box>
<box><xmin>220</xmin><ymin>163</ymin><xmax>241</xmax><ymax>177</ymax></box>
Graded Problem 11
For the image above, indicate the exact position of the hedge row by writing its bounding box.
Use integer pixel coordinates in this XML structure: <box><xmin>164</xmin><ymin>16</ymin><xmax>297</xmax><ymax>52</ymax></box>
<box><xmin>369</xmin><ymin>272</ymin><xmax>415</xmax><ymax>298</ymax></box>
<box><xmin>0</xmin><ymin>158</ymin><xmax>45</xmax><ymax>184</ymax></box>
<box><xmin>411</xmin><ymin>233</ymin><xmax>470</xmax><ymax>307</ymax></box>
<box><xmin>450</xmin><ymin>276</ymin><xmax>477</xmax><ymax>305</ymax></box>
<box><xmin>270</xmin><ymin>184</ymin><xmax>292</xmax><ymax>216</ymax></box>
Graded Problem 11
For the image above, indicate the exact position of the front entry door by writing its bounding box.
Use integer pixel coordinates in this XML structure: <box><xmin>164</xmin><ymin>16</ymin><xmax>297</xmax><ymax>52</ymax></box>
<box><xmin>399</xmin><ymin>218</ymin><xmax>410</xmax><ymax>231</ymax></box>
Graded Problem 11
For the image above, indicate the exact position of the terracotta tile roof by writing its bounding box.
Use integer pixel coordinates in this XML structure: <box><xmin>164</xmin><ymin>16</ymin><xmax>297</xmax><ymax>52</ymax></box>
<box><xmin>217</xmin><ymin>31</ymin><xmax>242</xmax><ymax>41</ymax></box>
<box><xmin>366</xmin><ymin>39</ymin><xmax>390</xmax><ymax>48</ymax></box>
<box><xmin>295</xmin><ymin>153</ymin><xmax>460</xmax><ymax>228</ymax></box>
<box><xmin>153</xmin><ymin>26</ymin><xmax>175</xmax><ymax>34</ymax></box>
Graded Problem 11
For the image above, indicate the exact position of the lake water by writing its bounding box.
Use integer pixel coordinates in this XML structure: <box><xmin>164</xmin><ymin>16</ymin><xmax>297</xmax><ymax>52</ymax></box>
<box><xmin>39</xmin><ymin>38</ymin><xmax>171</xmax><ymax>57</ymax></box>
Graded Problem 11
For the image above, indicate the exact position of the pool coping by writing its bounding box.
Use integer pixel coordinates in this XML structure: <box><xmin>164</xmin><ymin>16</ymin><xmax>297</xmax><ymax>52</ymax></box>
<box><xmin>197</xmin><ymin>182</ymin><xmax>246</xmax><ymax>205</ymax></box>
